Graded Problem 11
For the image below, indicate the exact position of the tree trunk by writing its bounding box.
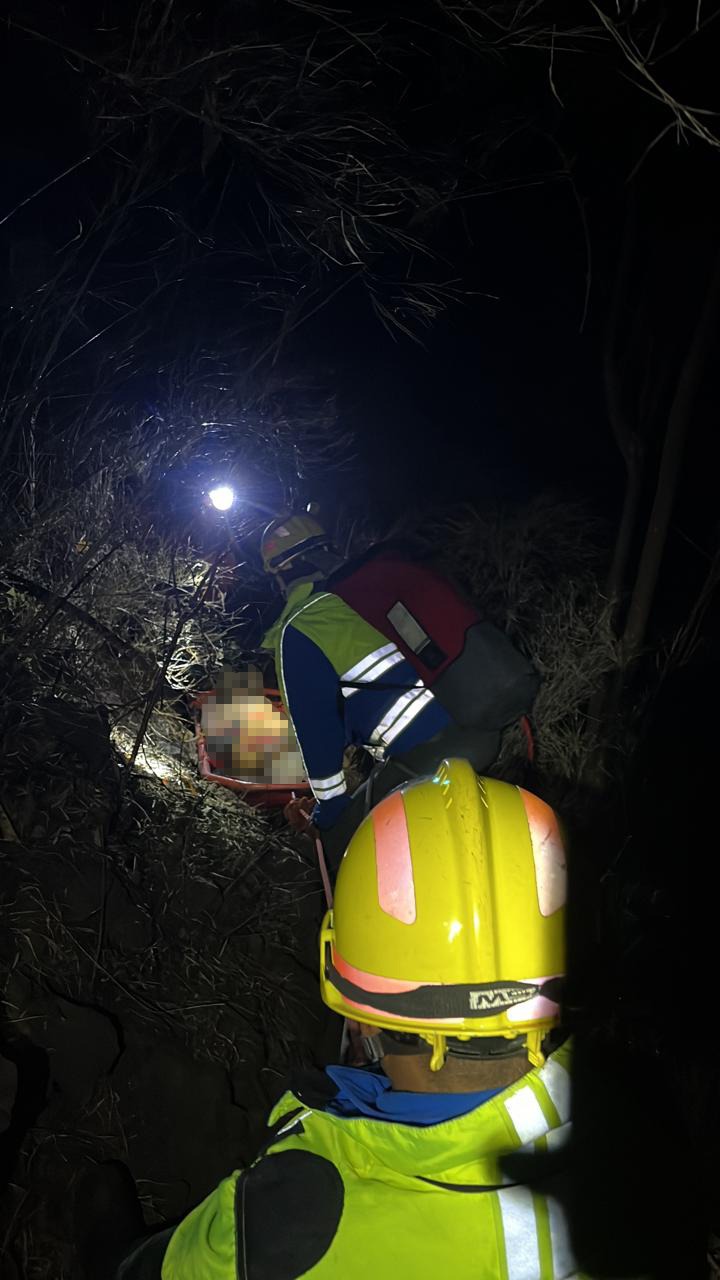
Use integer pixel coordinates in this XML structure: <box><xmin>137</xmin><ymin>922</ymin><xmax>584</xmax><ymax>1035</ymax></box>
<box><xmin>583</xmin><ymin>450</ymin><xmax>642</xmax><ymax>782</ymax></box>
<box><xmin>602</xmin><ymin>195</ymin><xmax>644</xmax><ymax>618</ymax></box>
<box><xmin>621</xmin><ymin>252</ymin><xmax>720</xmax><ymax>665</ymax></box>
<box><xmin>605</xmin><ymin>451</ymin><xmax>642</xmax><ymax>617</ymax></box>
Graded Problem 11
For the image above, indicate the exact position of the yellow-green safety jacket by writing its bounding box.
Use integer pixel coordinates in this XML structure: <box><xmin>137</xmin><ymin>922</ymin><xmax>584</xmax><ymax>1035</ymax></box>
<box><xmin>261</xmin><ymin>582</ymin><xmax>450</xmax><ymax>826</ymax></box>
<box><xmin>261</xmin><ymin>582</ymin><xmax>395</xmax><ymax>710</ymax></box>
<box><xmin>161</xmin><ymin>1041</ymin><xmax>586</xmax><ymax>1280</ymax></box>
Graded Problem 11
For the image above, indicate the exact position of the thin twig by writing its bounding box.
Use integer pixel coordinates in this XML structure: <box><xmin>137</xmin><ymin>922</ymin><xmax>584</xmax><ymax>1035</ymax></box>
<box><xmin>0</xmin><ymin>149</ymin><xmax>104</xmax><ymax>229</ymax></box>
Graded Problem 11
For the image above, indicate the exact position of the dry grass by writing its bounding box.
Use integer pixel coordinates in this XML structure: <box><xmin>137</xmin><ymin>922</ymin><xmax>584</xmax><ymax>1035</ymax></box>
<box><xmin>0</xmin><ymin>656</ymin><xmax>322</xmax><ymax>1276</ymax></box>
<box><xmin>432</xmin><ymin>499</ymin><xmax>621</xmax><ymax>789</ymax></box>
<box><xmin>338</xmin><ymin>496</ymin><xmax>621</xmax><ymax>796</ymax></box>
<box><xmin>438</xmin><ymin>2</ymin><xmax>720</xmax><ymax>154</ymax></box>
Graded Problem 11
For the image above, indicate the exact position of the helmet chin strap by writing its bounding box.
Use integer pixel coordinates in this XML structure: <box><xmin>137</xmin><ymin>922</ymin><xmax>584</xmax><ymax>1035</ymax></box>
<box><xmin>362</xmin><ymin>1029</ymin><xmax>528</xmax><ymax>1064</ymax></box>
<box><xmin>445</xmin><ymin>1035</ymin><xmax>528</xmax><ymax>1061</ymax></box>
<box><xmin>362</xmin><ymin>1031</ymin><xmax>429</xmax><ymax>1062</ymax></box>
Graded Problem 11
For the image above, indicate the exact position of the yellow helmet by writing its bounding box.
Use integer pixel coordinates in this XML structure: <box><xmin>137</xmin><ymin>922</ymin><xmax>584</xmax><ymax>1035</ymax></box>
<box><xmin>320</xmin><ymin>759</ymin><xmax>566</xmax><ymax>1069</ymax></box>
<box><xmin>261</xmin><ymin>513</ymin><xmax>329</xmax><ymax>575</ymax></box>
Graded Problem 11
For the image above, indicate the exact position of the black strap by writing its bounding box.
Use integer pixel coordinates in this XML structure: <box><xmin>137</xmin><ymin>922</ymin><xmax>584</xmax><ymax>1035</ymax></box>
<box><xmin>417</xmin><ymin>1147</ymin><xmax>571</xmax><ymax>1196</ymax></box>
<box><xmin>340</xmin><ymin>677</ymin><xmax>418</xmax><ymax>693</ymax></box>
<box><xmin>417</xmin><ymin>1176</ymin><xmax>520</xmax><ymax>1193</ymax></box>
<box><xmin>325</xmin><ymin>954</ymin><xmax>550</xmax><ymax>1020</ymax></box>
<box><xmin>267</xmin><ymin>533</ymin><xmax>329</xmax><ymax>570</ymax></box>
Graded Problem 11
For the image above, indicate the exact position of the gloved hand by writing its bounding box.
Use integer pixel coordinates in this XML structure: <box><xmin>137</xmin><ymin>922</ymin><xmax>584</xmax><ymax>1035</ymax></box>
<box><xmin>283</xmin><ymin>795</ymin><xmax>316</xmax><ymax>833</ymax></box>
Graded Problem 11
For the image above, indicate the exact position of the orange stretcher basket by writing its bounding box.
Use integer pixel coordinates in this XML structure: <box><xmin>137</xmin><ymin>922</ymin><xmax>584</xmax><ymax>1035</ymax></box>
<box><xmin>192</xmin><ymin>688</ymin><xmax>312</xmax><ymax>808</ymax></box>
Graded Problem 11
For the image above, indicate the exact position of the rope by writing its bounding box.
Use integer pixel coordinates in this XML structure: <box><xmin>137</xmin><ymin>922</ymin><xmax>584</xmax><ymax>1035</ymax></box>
<box><xmin>315</xmin><ymin>835</ymin><xmax>334</xmax><ymax>908</ymax></box>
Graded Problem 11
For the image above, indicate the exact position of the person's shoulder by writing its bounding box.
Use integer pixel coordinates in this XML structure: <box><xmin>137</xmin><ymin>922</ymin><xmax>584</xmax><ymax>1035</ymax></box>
<box><xmin>237</xmin><ymin>1069</ymin><xmax>344</xmax><ymax>1275</ymax></box>
<box><xmin>239</xmin><ymin>1146</ymin><xmax>344</xmax><ymax>1276</ymax></box>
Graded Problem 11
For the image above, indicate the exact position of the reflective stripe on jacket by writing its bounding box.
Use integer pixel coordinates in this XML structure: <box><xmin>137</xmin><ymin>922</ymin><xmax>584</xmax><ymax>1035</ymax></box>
<box><xmin>162</xmin><ymin>1042</ymin><xmax>587</xmax><ymax>1280</ymax></box>
<box><xmin>261</xmin><ymin>584</ymin><xmax>449</xmax><ymax>825</ymax></box>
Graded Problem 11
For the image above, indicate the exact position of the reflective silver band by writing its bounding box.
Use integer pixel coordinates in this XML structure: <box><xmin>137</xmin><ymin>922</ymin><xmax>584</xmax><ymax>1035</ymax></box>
<box><xmin>341</xmin><ymin>649</ymin><xmax>405</xmax><ymax>697</ymax></box>
<box><xmin>497</xmin><ymin>1186</ymin><xmax>541</xmax><ymax>1280</ymax></box>
<box><xmin>309</xmin><ymin>770</ymin><xmax>348</xmax><ymax>801</ymax></box>
<box><xmin>504</xmin><ymin>1086</ymin><xmax>549</xmax><ymax>1146</ymax></box>
<box><xmin>369</xmin><ymin>683</ymin><xmax>434</xmax><ymax>749</ymax></box>
<box><xmin>536</xmin><ymin>1057</ymin><xmax>571</xmax><ymax>1124</ymax></box>
<box><xmin>340</xmin><ymin>643</ymin><xmax>405</xmax><ymax>698</ymax></box>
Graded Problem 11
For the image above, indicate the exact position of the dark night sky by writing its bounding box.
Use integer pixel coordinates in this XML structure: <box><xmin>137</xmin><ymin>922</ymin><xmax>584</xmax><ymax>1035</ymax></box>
<box><xmin>316</xmin><ymin>186</ymin><xmax>612</xmax><ymax>511</ymax></box>
<box><xmin>1</xmin><ymin>3</ymin><xmax>718</xmax><ymax>559</ymax></box>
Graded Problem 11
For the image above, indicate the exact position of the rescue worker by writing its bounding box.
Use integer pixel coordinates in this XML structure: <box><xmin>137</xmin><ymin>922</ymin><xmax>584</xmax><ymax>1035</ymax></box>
<box><xmin>76</xmin><ymin>760</ymin><xmax>575</xmax><ymax>1279</ymax></box>
<box><xmin>260</xmin><ymin>512</ymin><xmax>539</xmax><ymax>868</ymax></box>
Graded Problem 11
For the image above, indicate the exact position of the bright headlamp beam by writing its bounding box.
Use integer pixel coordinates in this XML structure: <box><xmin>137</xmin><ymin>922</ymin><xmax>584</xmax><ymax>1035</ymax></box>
<box><xmin>208</xmin><ymin>485</ymin><xmax>235</xmax><ymax>512</ymax></box>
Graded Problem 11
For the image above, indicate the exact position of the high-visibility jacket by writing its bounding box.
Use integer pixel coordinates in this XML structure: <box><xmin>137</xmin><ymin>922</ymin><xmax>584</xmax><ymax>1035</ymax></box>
<box><xmin>162</xmin><ymin>1042</ymin><xmax>586</xmax><ymax>1280</ymax></box>
<box><xmin>261</xmin><ymin>582</ymin><xmax>450</xmax><ymax>828</ymax></box>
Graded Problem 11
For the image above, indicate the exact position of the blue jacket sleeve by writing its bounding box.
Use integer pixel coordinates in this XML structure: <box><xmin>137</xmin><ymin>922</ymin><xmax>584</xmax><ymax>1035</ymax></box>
<box><xmin>280</xmin><ymin>624</ymin><xmax>351</xmax><ymax>828</ymax></box>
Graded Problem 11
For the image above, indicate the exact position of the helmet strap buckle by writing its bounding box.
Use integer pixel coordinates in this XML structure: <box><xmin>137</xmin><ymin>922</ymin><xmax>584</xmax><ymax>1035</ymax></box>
<box><xmin>360</xmin><ymin>1034</ymin><xmax>385</xmax><ymax>1064</ymax></box>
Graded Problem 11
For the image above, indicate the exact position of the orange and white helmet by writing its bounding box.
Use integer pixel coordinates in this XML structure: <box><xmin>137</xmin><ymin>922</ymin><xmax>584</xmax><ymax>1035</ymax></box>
<box><xmin>320</xmin><ymin>759</ymin><xmax>566</xmax><ymax>1068</ymax></box>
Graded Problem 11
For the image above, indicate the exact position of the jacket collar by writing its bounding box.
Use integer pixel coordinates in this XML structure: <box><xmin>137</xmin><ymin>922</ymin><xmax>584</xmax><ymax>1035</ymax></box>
<box><xmin>268</xmin><ymin>1041</ymin><xmax>572</xmax><ymax>1188</ymax></box>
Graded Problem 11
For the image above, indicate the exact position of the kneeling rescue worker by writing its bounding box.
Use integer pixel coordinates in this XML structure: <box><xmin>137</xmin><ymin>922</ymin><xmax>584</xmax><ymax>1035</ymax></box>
<box><xmin>76</xmin><ymin>759</ymin><xmax>578</xmax><ymax>1279</ymax></box>
<box><xmin>260</xmin><ymin>511</ymin><xmax>540</xmax><ymax>868</ymax></box>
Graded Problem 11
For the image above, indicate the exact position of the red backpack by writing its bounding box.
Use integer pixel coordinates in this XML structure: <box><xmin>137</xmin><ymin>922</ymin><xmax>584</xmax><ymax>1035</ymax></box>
<box><xmin>329</xmin><ymin>549</ymin><xmax>539</xmax><ymax>733</ymax></box>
